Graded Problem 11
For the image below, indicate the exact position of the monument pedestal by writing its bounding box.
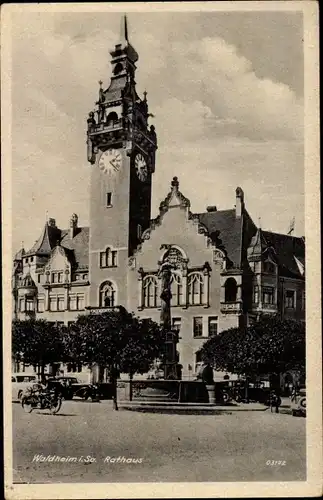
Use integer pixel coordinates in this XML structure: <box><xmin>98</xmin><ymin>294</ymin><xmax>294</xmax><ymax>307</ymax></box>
<box><xmin>206</xmin><ymin>384</ymin><xmax>216</xmax><ymax>404</ymax></box>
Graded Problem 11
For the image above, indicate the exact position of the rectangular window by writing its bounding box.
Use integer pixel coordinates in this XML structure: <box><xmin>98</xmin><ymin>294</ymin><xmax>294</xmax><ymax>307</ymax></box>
<box><xmin>51</xmin><ymin>272</ymin><xmax>57</xmax><ymax>284</ymax></box>
<box><xmin>37</xmin><ymin>298</ymin><xmax>45</xmax><ymax>312</ymax></box>
<box><xmin>26</xmin><ymin>299</ymin><xmax>34</xmax><ymax>311</ymax></box>
<box><xmin>111</xmin><ymin>251</ymin><xmax>117</xmax><ymax>267</ymax></box>
<box><xmin>49</xmin><ymin>296</ymin><xmax>57</xmax><ymax>311</ymax></box>
<box><xmin>37</xmin><ymin>274</ymin><xmax>41</xmax><ymax>284</ymax></box>
<box><xmin>77</xmin><ymin>294</ymin><xmax>85</xmax><ymax>310</ymax></box>
<box><xmin>100</xmin><ymin>252</ymin><xmax>106</xmax><ymax>268</ymax></box>
<box><xmin>285</xmin><ymin>290</ymin><xmax>296</xmax><ymax>309</ymax></box>
<box><xmin>193</xmin><ymin>317</ymin><xmax>203</xmax><ymax>338</ymax></box>
<box><xmin>30</xmin><ymin>257</ymin><xmax>34</xmax><ymax>263</ymax></box>
<box><xmin>58</xmin><ymin>296</ymin><xmax>65</xmax><ymax>311</ymax></box>
<box><xmin>172</xmin><ymin>317</ymin><xmax>181</xmax><ymax>333</ymax></box>
<box><xmin>263</xmin><ymin>286</ymin><xmax>274</xmax><ymax>305</ymax></box>
<box><xmin>58</xmin><ymin>272</ymin><xmax>64</xmax><ymax>283</ymax></box>
<box><xmin>208</xmin><ymin>316</ymin><xmax>218</xmax><ymax>336</ymax></box>
<box><xmin>106</xmin><ymin>192</ymin><xmax>112</xmax><ymax>206</ymax></box>
<box><xmin>19</xmin><ymin>298</ymin><xmax>25</xmax><ymax>312</ymax></box>
<box><xmin>137</xmin><ymin>224</ymin><xmax>142</xmax><ymax>240</ymax></box>
<box><xmin>69</xmin><ymin>296</ymin><xmax>77</xmax><ymax>311</ymax></box>
<box><xmin>253</xmin><ymin>285</ymin><xmax>259</xmax><ymax>304</ymax></box>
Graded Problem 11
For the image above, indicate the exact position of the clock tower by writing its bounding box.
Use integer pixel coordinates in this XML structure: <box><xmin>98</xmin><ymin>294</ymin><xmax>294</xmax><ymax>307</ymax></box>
<box><xmin>87</xmin><ymin>16</ymin><xmax>157</xmax><ymax>308</ymax></box>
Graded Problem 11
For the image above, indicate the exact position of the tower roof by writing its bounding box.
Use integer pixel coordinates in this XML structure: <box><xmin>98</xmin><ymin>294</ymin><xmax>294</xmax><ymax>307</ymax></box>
<box><xmin>25</xmin><ymin>220</ymin><xmax>61</xmax><ymax>256</ymax></box>
<box><xmin>247</xmin><ymin>228</ymin><xmax>268</xmax><ymax>259</ymax></box>
<box><xmin>14</xmin><ymin>247</ymin><xmax>25</xmax><ymax>261</ymax></box>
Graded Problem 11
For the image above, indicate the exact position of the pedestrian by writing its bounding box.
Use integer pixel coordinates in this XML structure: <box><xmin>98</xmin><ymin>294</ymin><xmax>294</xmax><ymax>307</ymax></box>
<box><xmin>270</xmin><ymin>390</ymin><xmax>281</xmax><ymax>413</ymax></box>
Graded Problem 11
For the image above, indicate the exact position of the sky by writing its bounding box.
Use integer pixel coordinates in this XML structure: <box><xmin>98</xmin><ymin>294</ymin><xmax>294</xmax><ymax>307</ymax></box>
<box><xmin>11</xmin><ymin>9</ymin><xmax>304</xmax><ymax>254</ymax></box>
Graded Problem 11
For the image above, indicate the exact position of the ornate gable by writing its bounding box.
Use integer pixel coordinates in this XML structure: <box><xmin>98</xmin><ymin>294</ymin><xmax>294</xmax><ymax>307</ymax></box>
<box><xmin>45</xmin><ymin>243</ymin><xmax>71</xmax><ymax>278</ymax></box>
<box><xmin>159</xmin><ymin>177</ymin><xmax>191</xmax><ymax>213</ymax></box>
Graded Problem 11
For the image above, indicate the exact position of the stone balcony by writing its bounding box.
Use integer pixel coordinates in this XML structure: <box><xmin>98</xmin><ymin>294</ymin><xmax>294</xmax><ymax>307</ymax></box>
<box><xmin>220</xmin><ymin>301</ymin><xmax>243</xmax><ymax>314</ymax></box>
<box><xmin>251</xmin><ymin>302</ymin><xmax>278</xmax><ymax>314</ymax></box>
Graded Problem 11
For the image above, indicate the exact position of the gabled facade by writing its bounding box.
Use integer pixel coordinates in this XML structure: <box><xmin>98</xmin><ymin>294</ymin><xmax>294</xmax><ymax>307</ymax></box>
<box><xmin>12</xmin><ymin>16</ymin><xmax>305</xmax><ymax>380</ymax></box>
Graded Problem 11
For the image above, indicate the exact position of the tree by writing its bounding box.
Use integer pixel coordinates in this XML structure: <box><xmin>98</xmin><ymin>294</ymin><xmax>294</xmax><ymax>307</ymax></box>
<box><xmin>12</xmin><ymin>319</ymin><xmax>64</xmax><ymax>379</ymax></box>
<box><xmin>63</xmin><ymin>310</ymin><xmax>166</xmax><ymax>407</ymax></box>
<box><xmin>199</xmin><ymin>315</ymin><xmax>305</xmax><ymax>395</ymax></box>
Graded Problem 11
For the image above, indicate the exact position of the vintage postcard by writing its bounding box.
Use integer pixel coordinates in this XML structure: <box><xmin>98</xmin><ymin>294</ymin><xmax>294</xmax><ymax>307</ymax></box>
<box><xmin>1</xmin><ymin>1</ymin><xmax>321</xmax><ymax>498</ymax></box>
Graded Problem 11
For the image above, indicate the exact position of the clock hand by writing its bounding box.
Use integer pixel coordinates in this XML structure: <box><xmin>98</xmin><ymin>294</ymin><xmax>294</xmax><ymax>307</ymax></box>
<box><xmin>109</xmin><ymin>159</ymin><xmax>119</xmax><ymax>171</ymax></box>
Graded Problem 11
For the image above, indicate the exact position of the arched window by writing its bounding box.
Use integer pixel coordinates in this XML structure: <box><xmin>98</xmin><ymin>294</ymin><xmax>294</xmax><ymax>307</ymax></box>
<box><xmin>143</xmin><ymin>275</ymin><xmax>158</xmax><ymax>308</ymax></box>
<box><xmin>106</xmin><ymin>112</ymin><xmax>118</xmax><ymax>127</ymax></box>
<box><xmin>113</xmin><ymin>62</ymin><xmax>123</xmax><ymax>75</ymax></box>
<box><xmin>171</xmin><ymin>271</ymin><xmax>183</xmax><ymax>306</ymax></box>
<box><xmin>100</xmin><ymin>247</ymin><xmax>117</xmax><ymax>268</ymax></box>
<box><xmin>188</xmin><ymin>272</ymin><xmax>204</xmax><ymax>305</ymax></box>
<box><xmin>224</xmin><ymin>278</ymin><xmax>237</xmax><ymax>302</ymax></box>
<box><xmin>100</xmin><ymin>281</ymin><xmax>116</xmax><ymax>308</ymax></box>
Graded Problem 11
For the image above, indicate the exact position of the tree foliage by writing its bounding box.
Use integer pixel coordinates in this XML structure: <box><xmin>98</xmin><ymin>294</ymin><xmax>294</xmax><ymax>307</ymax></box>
<box><xmin>12</xmin><ymin>318</ymin><xmax>64</xmax><ymax>376</ymax></box>
<box><xmin>63</xmin><ymin>310</ymin><xmax>166</xmax><ymax>377</ymax></box>
<box><xmin>199</xmin><ymin>315</ymin><xmax>305</xmax><ymax>378</ymax></box>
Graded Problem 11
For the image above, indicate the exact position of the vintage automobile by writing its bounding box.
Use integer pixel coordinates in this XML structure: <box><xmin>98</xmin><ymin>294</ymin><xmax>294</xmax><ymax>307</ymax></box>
<box><xmin>291</xmin><ymin>387</ymin><xmax>306</xmax><ymax>417</ymax></box>
<box><xmin>12</xmin><ymin>373</ymin><xmax>37</xmax><ymax>401</ymax></box>
<box><xmin>229</xmin><ymin>381</ymin><xmax>274</xmax><ymax>405</ymax></box>
<box><xmin>46</xmin><ymin>376</ymin><xmax>97</xmax><ymax>400</ymax></box>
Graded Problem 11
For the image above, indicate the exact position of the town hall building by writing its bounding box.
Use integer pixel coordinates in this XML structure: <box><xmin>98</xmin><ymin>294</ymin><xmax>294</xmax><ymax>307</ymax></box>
<box><xmin>12</xmin><ymin>18</ymin><xmax>305</xmax><ymax>381</ymax></box>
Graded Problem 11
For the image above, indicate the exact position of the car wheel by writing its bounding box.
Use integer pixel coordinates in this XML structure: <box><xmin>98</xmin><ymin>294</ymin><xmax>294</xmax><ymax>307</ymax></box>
<box><xmin>299</xmin><ymin>397</ymin><xmax>306</xmax><ymax>408</ymax></box>
<box><xmin>18</xmin><ymin>390</ymin><xmax>23</xmax><ymax>400</ymax></box>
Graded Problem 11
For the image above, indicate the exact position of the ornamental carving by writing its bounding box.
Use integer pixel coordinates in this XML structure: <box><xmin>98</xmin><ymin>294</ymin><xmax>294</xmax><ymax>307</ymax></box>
<box><xmin>128</xmin><ymin>257</ymin><xmax>136</xmax><ymax>269</ymax></box>
<box><xmin>142</xmin><ymin>229</ymin><xmax>151</xmax><ymax>240</ymax></box>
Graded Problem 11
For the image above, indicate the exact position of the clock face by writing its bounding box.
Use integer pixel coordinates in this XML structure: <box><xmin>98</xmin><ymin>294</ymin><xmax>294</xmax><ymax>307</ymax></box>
<box><xmin>99</xmin><ymin>149</ymin><xmax>122</xmax><ymax>175</ymax></box>
<box><xmin>135</xmin><ymin>153</ymin><xmax>148</xmax><ymax>182</ymax></box>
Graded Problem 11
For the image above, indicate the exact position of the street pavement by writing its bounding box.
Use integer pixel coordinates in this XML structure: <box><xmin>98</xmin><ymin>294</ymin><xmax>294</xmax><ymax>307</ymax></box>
<box><xmin>12</xmin><ymin>400</ymin><xmax>306</xmax><ymax>483</ymax></box>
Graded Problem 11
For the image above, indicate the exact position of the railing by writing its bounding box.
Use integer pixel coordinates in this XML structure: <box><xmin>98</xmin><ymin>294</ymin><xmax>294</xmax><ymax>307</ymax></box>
<box><xmin>252</xmin><ymin>303</ymin><xmax>277</xmax><ymax>313</ymax></box>
<box><xmin>220</xmin><ymin>301</ymin><xmax>242</xmax><ymax>313</ymax></box>
<box><xmin>89</xmin><ymin>120</ymin><xmax>123</xmax><ymax>134</ymax></box>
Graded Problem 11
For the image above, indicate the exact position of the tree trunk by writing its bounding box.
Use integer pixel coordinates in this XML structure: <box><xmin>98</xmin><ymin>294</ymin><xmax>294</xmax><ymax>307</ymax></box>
<box><xmin>109</xmin><ymin>365</ymin><xmax>118</xmax><ymax>411</ymax></box>
<box><xmin>244</xmin><ymin>376</ymin><xmax>249</xmax><ymax>403</ymax></box>
<box><xmin>129</xmin><ymin>372</ymin><xmax>133</xmax><ymax>402</ymax></box>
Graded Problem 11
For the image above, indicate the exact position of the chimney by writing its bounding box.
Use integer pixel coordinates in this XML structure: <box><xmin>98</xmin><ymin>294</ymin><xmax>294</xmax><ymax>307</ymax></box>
<box><xmin>235</xmin><ymin>187</ymin><xmax>244</xmax><ymax>218</ymax></box>
<box><xmin>69</xmin><ymin>213</ymin><xmax>78</xmax><ymax>239</ymax></box>
<box><xmin>206</xmin><ymin>205</ymin><xmax>217</xmax><ymax>213</ymax></box>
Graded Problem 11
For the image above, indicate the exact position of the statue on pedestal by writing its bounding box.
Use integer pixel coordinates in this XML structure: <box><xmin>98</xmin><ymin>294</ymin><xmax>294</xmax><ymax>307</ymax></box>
<box><xmin>158</xmin><ymin>261</ymin><xmax>179</xmax><ymax>379</ymax></box>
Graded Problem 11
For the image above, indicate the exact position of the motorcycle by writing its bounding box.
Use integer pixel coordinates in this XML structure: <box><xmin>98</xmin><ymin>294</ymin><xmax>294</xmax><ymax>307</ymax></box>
<box><xmin>21</xmin><ymin>388</ymin><xmax>62</xmax><ymax>414</ymax></box>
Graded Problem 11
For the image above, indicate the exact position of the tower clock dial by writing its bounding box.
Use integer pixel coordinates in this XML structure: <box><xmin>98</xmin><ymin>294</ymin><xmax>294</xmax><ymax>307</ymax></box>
<box><xmin>135</xmin><ymin>153</ymin><xmax>148</xmax><ymax>182</ymax></box>
<box><xmin>99</xmin><ymin>149</ymin><xmax>122</xmax><ymax>175</ymax></box>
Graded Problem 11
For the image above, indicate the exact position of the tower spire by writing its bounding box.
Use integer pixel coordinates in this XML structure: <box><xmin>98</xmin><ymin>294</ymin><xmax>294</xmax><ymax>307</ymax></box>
<box><xmin>120</xmin><ymin>14</ymin><xmax>129</xmax><ymax>43</ymax></box>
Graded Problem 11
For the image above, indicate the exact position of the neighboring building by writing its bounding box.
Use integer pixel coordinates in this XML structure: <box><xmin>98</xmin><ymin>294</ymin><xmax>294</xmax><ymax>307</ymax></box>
<box><xmin>12</xmin><ymin>17</ymin><xmax>305</xmax><ymax>381</ymax></box>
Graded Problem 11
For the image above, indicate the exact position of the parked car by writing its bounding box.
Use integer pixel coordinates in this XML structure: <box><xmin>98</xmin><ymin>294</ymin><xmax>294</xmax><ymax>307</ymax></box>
<box><xmin>46</xmin><ymin>376</ymin><xmax>93</xmax><ymax>400</ymax></box>
<box><xmin>291</xmin><ymin>387</ymin><xmax>306</xmax><ymax>417</ymax></box>
<box><xmin>230</xmin><ymin>381</ymin><xmax>273</xmax><ymax>405</ymax></box>
<box><xmin>12</xmin><ymin>373</ymin><xmax>37</xmax><ymax>401</ymax></box>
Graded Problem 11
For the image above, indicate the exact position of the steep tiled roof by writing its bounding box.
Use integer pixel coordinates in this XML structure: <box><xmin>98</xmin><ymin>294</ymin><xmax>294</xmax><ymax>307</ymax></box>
<box><xmin>262</xmin><ymin>231</ymin><xmax>305</xmax><ymax>278</ymax></box>
<box><xmin>60</xmin><ymin>227</ymin><xmax>89</xmax><ymax>270</ymax></box>
<box><xmin>197</xmin><ymin>209</ymin><xmax>243</xmax><ymax>268</ymax></box>
<box><xmin>25</xmin><ymin>223</ymin><xmax>61</xmax><ymax>256</ymax></box>
<box><xmin>14</xmin><ymin>247</ymin><xmax>25</xmax><ymax>261</ymax></box>
<box><xmin>247</xmin><ymin>228</ymin><xmax>269</xmax><ymax>260</ymax></box>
